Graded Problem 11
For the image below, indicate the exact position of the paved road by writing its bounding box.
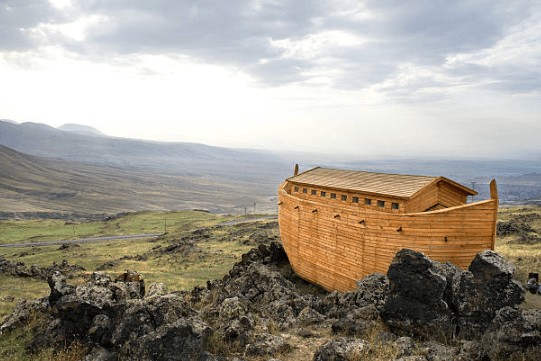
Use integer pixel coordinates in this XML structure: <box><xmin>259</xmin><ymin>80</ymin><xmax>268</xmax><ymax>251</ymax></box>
<box><xmin>0</xmin><ymin>233</ymin><xmax>163</xmax><ymax>248</ymax></box>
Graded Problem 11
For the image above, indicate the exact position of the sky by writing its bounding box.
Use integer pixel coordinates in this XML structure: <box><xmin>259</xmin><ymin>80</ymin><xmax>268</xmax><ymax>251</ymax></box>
<box><xmin>1</xmin><ymin>0</ymin><xmax>540</xmax><ymax>159</ymax></box>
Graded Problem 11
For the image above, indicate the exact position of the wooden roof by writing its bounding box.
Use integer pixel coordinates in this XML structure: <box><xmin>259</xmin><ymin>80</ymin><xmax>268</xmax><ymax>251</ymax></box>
<box><xmin>287</xmin><ymin>167</ymin><xmax>477</xmax><ymax>199</ymax></box>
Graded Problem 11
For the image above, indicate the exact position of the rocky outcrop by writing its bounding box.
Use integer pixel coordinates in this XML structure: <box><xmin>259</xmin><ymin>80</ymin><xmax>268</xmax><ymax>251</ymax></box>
<box><xmin>381</xmin><ymin>249</ymin><xmax>525</xmax><ymax>342</ymax></box>
<box><xmin>453</xmin><ymin>250</ymin><xmax>525</xmax><ymax>338</ymax></box>
<box><xmin>481</xmin><ymin>306</ymin><xmax>541</xmax><ymax>360</ymax></box>
<box><xmin>1</xmin><ymin>242</ymin><xmax>534</xmax><ymax>360</ymax></box>
<box><xmin>313</xmin><ymin>337</ymin><xmax>369</xmax><ymax>361</ymax></box>
<box><xmin>382</xmin><ymin>249</ymin><xmax>456</xmax><ymax>340</ymax></box>
<box><xmin>0</xmin><ymin>297</ymin><xmax>49</xmax><ymax>335</ymax></box>
<box><xmin>0</xmin><ymin>256</ymin><xmax>84</xmax><ymax>280</ymax></box>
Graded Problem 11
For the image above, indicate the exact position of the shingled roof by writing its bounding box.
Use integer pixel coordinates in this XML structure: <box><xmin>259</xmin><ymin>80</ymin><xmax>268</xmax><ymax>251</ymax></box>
<box><xmin>287</xmin><ymin>167</ymin><xmax>476</xmax><ymax>199</ymax></box>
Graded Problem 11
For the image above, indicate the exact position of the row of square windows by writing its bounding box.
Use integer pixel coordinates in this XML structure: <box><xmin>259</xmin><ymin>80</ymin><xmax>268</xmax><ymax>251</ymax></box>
<box><xmin>293</xmin><ymin>186</ymin><xmax>400</xmax><ymax>210</ymax></box>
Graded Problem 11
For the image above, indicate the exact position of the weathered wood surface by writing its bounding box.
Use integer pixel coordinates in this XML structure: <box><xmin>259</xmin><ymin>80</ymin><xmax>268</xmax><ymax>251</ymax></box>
<box><xmin>278</xmin><ymin>181</ymin><xmax>498</xmax><ymax>292</ymax></box>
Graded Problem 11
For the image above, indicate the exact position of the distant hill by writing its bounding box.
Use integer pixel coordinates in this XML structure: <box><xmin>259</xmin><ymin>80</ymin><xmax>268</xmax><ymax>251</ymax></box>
<box><xmin>57</xmin><ymin>123</ymin><xmax>104</xmax><ymax>136</ymax></box>
<box><xmin>0</xmin><ymin>144</ymin><xmax>280</xmax><ymax>216</ymax></box>
<box><xmin>0</xmin><ymin>120</ymin><xmax>288</xmax><ymax>183</ymax></box>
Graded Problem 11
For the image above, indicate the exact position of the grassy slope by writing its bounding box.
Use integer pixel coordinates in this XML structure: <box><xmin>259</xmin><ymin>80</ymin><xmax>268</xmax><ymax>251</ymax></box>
<box><xmin>0</xmin><ymin>145</ymin><xmax>279</xmax><ymax>214</ymax></box>
<box><xmin>0</xmin><ymin>210</ymin><xmax>222</xmax><ymax>244</ymax></box>
<box><xmin>495</xmin><ymin>205</ymin><xmax>541</xmax><ymax>309</ymax></box>
<box><xmin>0</xmin><ymin>211</ymin><xmax>274</xmax><ymax>318</ymax></box>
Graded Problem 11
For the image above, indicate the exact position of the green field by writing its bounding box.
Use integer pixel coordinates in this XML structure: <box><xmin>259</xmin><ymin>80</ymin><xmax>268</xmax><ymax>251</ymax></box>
<box><xmin>0</xmin><ymin>210</ymin><xmax>277</xmax><ymax>319</ymax></box>
<box><xmin>0</xmin><ymin>210</ymin><xmax>231</xmax><ymax>245</ymax></box>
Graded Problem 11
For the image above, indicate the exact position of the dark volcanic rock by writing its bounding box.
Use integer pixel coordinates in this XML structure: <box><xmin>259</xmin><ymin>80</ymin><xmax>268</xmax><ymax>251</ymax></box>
<box><xmin>209</xmin><ymin>242</ymin><xmax>312</xmax><ymax>331</ymax></box>
<box><xmin>382</xmin><ymin>248</ymin><xmax>525</xmax><ymax>341</ymax></box>
<box><xmin>313</xmin><ymin>337</ymin><xmax>369</xmax><ymax>361</ymax></box>
<box><xmin>0</xmin><ymin>297</ymin><xmax>49</xmax><ymax>334</ymax></box>
<box><xmin>320</xmin><ymin>273</ymin><xmax>389</xmax><ymax>337</ymax></box>
<box><xmin>112</xmin><ymin>293</ymin><xmax>195</xmax><ymax>346</ymax></box>
<box><xmin>82</xmin><ymin>347</ymin><xmax>118</xmax><ymax>361</ymax></box>
<box><xmin>497</xmin><ymin>215</ymin><xmax>537</xmax><ymax>237</ymax></box>
<box><xmin>481</xmin><ymin>306</ymin><xmax>541</xmax><ymax>360</ymax></box>
<box><xmin>381</xmin><ymin>249</ymin><xmax>456</xmax><ymax>341</ymax></box>
<box><xmin>452</xmin><ymin>250</ymin><xmax>525</xmax><ymax>338</ymax></box>
<box><xmin>245</xmin><ymin>334</ymin><xmax>291</xmax><ymax>357</ymax></box>
<box><xmin>1</xmin><ymin>256</ymin><xmax>85</xmax><ymax>280</ymax></box>
<box><xmin>128</xmin><ymin>317</ymin><xmax>212</xmax><ymax>361</ymax></box>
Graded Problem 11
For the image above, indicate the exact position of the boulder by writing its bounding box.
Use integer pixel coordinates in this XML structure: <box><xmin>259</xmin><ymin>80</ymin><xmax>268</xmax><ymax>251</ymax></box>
<box><xmin>319</xmin><ymin>273</ymin><xmax>389</xmax><ymax>317</ymax></box>
<box><xmin>313</xmin><ymin>337</ymin><xmax>369</xmax><ymax>361</ymax></box>
<box><xmin>381</xmin><ymin>248</ymin><xmax>526</xmax><ymax>341</ymax></box>
<box><xmin>128</xmin><ymin>317</ymin><xmax>212</xmax><ymax>361</ymax></box>
<box><xmin>147</xmin><ymin>282</ymin><xmax>168</xmax><ymax>298</ymax></box>
<box><xmin>82</xmin><ymin>346</ymin><xmax>118</xmax><ymax>361</ymax></box>
<box><xmin>0</xmin><ymin>297</ymin><xmax>49</xmax><ymax>334</ymax></box>
<box><xmin>452</xmin><ymin>250</ymin><xmax>525</xmax><ymax>338</ymax></box>
<box><xmin>245</xmin><ymin>334</ymin><xmax>291</xmax><ymax>357</ymax></box>
<box><xmin>112</xmin><ymin>294</ymin><xmax>195</xmax><ymax>346</ymax></box>
<box><xmin>381</xmin><ymin>249</ymin><xmax>456</xmax><ymax>341</ymax></box>
<box><xmin>331</xmin><ymin>304</ymin><xmax>382</xmax><ymax>337</ymax></box>
<box><xmin>481</xmin><ymin>306</ymin><xmax>541</xmax><ymax>360</ymax></box>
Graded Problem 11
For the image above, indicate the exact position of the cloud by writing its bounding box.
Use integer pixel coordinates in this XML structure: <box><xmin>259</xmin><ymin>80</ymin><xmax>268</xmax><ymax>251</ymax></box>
<box><xmin>1</xmin><ymin>0</ymin><xmax>538</xmax><ymax>95</ymax></box>
<box><xmin>1</xmin><ymin>0</ymin><xmax>540</xmax><ymax>159</ymax></box>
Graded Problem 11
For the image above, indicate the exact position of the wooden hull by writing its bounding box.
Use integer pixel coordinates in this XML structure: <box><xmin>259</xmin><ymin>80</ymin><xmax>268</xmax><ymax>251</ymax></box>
<box><xmin>278</xmin><ymin>182</ymin><xmax>498</xmax><ymax>292</ymax></box>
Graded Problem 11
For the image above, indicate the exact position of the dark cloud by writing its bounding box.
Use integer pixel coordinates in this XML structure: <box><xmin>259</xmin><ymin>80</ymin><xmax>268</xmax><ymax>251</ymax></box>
<box><xmin>0</xmin><ymin>0</ymin><xmax>538</xmax><ymax>93</ymax></box>
<box><xmin>0</xmin><ymin>0</ymin><xmax>60</xmax><ymax>50</ymax></box>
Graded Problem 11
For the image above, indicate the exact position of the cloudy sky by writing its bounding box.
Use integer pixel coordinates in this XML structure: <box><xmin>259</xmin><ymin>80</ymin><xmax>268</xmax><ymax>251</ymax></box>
<box><xmin>1</xmin><ymin>0</ymin><xmax>540</xmax><ymax>159</ymax></box>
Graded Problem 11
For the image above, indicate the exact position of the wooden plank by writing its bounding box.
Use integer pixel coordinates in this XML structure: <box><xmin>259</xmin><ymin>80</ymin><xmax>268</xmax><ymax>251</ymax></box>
<box><xmin>278</xmin><ymin>178</ymin><xmax>497</xmax><ymax>292</ymax></box>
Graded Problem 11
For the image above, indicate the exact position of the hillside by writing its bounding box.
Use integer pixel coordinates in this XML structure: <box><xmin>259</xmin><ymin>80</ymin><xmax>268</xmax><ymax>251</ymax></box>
<box><xmin>0</xmin><ymin>120</ymin><xmax>287</xmax><ymax>182</ymax></box>
<box><xmin>57</xmin><ymin>123</ymin><xmax>104</xmax><ymax>136</ymax></box>
<box><xmin>0</xmin><ymin>145</ymin><xmax>279</xmax><ymax>216</ymax></box>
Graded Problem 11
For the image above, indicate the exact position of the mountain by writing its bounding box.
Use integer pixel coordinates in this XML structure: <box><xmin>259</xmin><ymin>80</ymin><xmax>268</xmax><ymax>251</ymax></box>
<box><xmin>0</xmin><ymin>120</ymin><xmax>289</xmax><ymax>182</ymax></box>
<box><xmin>0</xmin><ymin>119</ymin><xmax>18</xmax><ymax>124</ymax></box>
<box><xmin>0</xmin><ymin>144</ymin><xmax>280</xmax><ymax>216</ymax></box>
<box><xmin>57</xmin><ymin>123</ymin><xmax>104</xmax><ymax>136</ymax></box>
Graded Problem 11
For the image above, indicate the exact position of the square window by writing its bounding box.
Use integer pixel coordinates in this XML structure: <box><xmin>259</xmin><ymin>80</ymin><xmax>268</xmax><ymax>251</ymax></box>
<box><xmin>341</xmin><ymin>195</ymin><xmax>347</xmax><ymax>201</ymax></box>
<box><xmin>320</xmin><ymin>191</ymin><xmax>326</xmax><ymax>197</ymax></box>
<box><xmin>365</xmin><ymin>198</ymin><xmax>372</xmax><ymax>205</ymax></box>
<box><xmin>352</xmin><ymin>197</ymin><xmax>359</xmax><ymax>203</ymax></box>
<box><xmin>303</xmin><ymin>188</ymin><xmax>307</xmax><ymax>193</ymax></box>
<box><xmin>377</xmin><ymin>200</ymin><xmax>385</xmax><ymax>208</ymax></box>
<box><xmin>294</xmin><ymin>186</ymin><xmax>299</xmax><ymax>192</ymax></box>
<box><xmin>311</xmin><ymin>189</ymin><xmax>317</xmax><ymax>195</ymax></box>
<box><xmin>330</xmin><ymin>193</ymin><xmax>337</xmax><ymax>199</ymax></box>
<box><xmin>392</xmin><ymin>202</ymin><xmax>400</xmax><ymax>210</ymax></box>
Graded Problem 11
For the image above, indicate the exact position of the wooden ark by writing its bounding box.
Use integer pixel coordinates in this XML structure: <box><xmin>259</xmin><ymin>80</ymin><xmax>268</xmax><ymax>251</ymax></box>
<box><xmin>278</xmin><ymin>166</ymin><xmax>498</xmax><ymax>292</ymax></box>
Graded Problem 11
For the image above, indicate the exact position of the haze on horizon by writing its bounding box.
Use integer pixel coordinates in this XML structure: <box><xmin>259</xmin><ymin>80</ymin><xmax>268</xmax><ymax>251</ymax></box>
<box><xmin>1</xmin><ymin>1</ymin><xmax>540</xmax><ymax>160</ymax></box>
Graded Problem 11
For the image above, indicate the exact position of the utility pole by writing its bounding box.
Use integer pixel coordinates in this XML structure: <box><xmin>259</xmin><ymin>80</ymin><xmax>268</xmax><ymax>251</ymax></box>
<box><xmin>253</xmin><ymin>202</ymin><xmax>256</xmax><ymax>214</ymax></box>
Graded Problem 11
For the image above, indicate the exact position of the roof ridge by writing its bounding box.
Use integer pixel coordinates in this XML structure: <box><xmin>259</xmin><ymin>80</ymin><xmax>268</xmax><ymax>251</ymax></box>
<box><xmin>287</xmin><ymin>166</ymin><xmax>474</xmax><ymax>198</ymax></box>
<box><xmin>315</xmin><ymin>166</ymin><xmax>437</xmax><ymax>179</ymax></box>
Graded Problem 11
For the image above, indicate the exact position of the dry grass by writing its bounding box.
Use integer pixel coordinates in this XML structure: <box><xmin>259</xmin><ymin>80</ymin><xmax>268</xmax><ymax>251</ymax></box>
<box><xmin>0</xmin><ymin>211</ymin><xmax>273</xmax><ymax>320</ymax></box>
<box><xmin>495</xmin><ymin>205</ymin><xmax>541</xmax><ymax>309</ymax></box>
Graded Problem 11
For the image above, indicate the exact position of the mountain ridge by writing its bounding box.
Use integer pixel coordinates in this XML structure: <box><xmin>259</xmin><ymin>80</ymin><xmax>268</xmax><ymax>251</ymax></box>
<box><xmin>0</xmin><ymin>120</ymin><xmax>285</xmax><ymax>173</ymax></box>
